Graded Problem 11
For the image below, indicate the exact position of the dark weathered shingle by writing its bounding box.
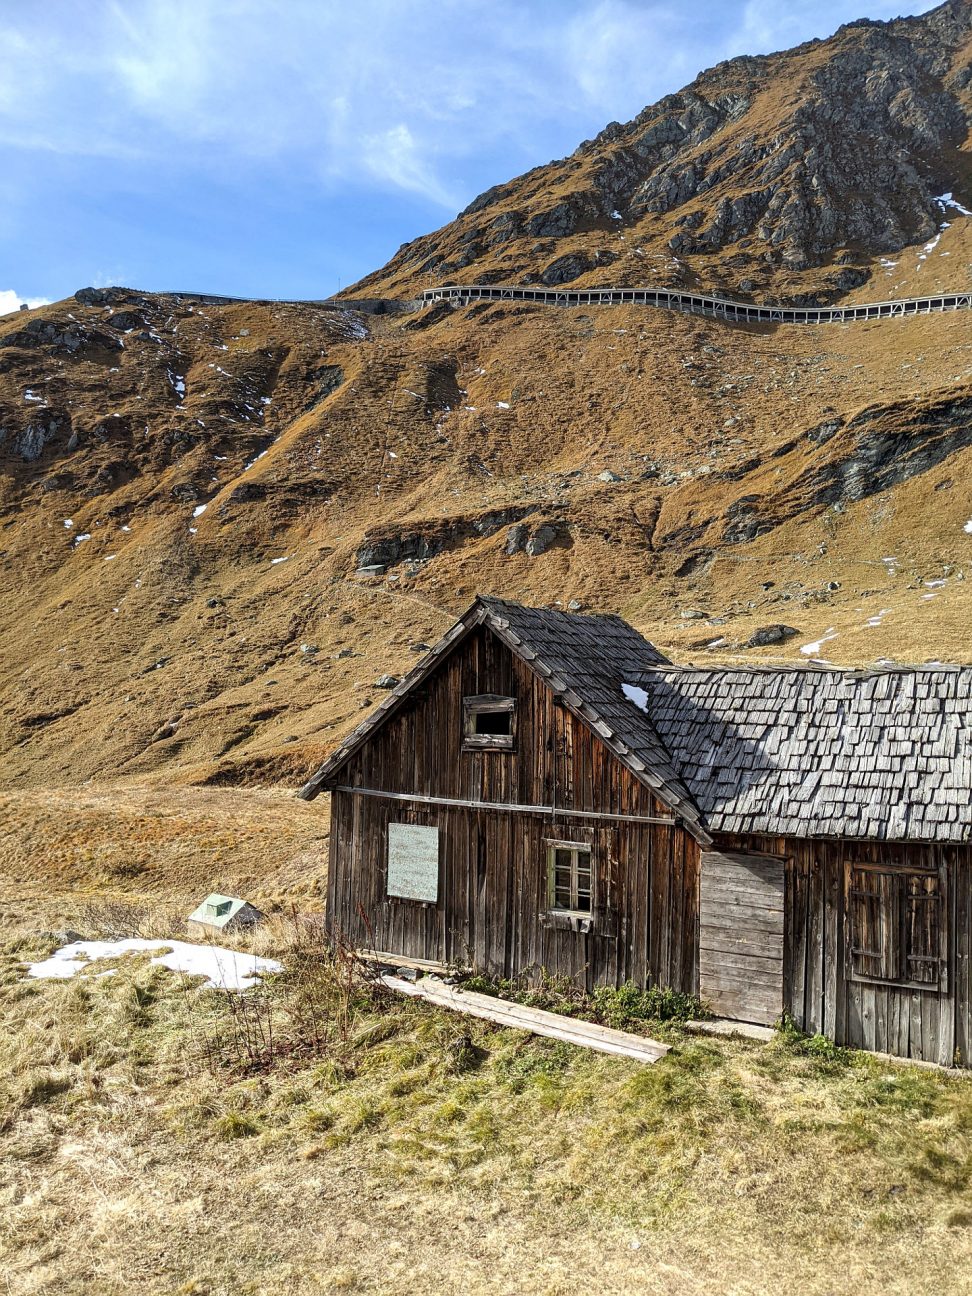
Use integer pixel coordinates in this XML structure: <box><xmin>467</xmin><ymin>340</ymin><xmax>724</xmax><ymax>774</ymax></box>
<box><xmin>628</xmin><ymin>665</ymin><xmax>972</xmax><ymax>843</ymax></box>
<box><xmin>299</xmin><ymin>595</ymin><xmax>707</xmax><ymax>837</ymax></box>
<box><xmin>299</xmin><ymin>597</ymin><xmax>972</xmax><ymax>846</ymax></box>
<box><xmin>480</xmin><ymin>598</ymin><xmax>706</xmax><ymax>836</ymax></box>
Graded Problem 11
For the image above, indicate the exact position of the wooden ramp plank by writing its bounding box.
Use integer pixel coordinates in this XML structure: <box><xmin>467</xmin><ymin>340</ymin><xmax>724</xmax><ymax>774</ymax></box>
<box><xmin>358</xmin><ymin>950</ymin><xmax>454</xmax><ymax>975</ymax></box>
<box><xmin>381</xmin><ymin>974</ymin><xmax>669</xmax><ymax>1064</ymax></box>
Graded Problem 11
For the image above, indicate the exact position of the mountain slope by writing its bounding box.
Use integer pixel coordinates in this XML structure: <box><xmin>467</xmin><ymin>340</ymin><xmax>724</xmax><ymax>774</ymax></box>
<box><xmin>2</xmin><ymin>2</ymin><xmax>972</xmax><ymax>792</ymax></box>
<box><xmin>355</xmin><ymin>0</ymin><xmax>972</xmax><ymax>304</ymax></box>
<box><xmin>3</xmin><ymin>285</ymin><xmax>972</xmax><ymax>790</ymax></box>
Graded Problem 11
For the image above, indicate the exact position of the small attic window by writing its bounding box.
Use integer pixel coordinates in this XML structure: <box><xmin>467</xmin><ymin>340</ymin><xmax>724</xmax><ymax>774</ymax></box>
<box><xmin>463</xmin><ymin>694</ymin><xmax>516</xmax><ymax>751</ymax></box>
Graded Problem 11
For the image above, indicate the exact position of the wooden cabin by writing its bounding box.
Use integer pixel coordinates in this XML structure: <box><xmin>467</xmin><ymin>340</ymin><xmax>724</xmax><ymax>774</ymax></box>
<box><xmin>299</xmin><ymin>596</ymin><xmax>972</xmax><ymax>1067</ymax></box>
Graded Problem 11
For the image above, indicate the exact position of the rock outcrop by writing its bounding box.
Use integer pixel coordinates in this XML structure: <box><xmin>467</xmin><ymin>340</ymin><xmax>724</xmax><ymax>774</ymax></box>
<box><xmin>352</xmin><ymin>1</ymin><xmax>972</xmax><ymax>302</ymax></box>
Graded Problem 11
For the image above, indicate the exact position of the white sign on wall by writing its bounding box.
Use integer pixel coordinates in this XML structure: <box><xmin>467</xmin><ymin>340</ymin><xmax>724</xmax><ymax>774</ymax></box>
<box><xmin>387</xmin><ymin>823</ymin><xmax>440</xmax><ymax>903</ymax></box>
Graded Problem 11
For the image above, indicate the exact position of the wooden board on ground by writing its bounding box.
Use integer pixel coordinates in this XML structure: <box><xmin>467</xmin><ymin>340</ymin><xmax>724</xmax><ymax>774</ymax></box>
<box><xmin>357</xmin><ymin>949</ymin><xmax>455</xmax><ymax>975</ymax></box>
<box><xmin>685</xmin><ymin>1017</ymin><xmax>776</xmax><ymax>1042</ymax></box>
<box><xmin>381</xmin><ymin>974</ymin><xmax>669</xmax><ymax>1064</ymax></box>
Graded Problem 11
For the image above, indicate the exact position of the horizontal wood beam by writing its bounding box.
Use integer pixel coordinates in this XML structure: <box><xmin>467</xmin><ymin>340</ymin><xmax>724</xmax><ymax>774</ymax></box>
<box><xmin>330</xmin><ymin>785</ymin><xmax>679</xmax><ymax>827</ymax></box>
<box><xmin>356</xmin><ymin>949</ymin><xmax>457</xmax><ymax>974</ymax></box>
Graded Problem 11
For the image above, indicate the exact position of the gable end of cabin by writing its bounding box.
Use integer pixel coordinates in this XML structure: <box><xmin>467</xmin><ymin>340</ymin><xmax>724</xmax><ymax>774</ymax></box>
<box><xmin>322</xmin><ymin>621</ymin><xmax>701</xmax><ymax>993</ymax></box>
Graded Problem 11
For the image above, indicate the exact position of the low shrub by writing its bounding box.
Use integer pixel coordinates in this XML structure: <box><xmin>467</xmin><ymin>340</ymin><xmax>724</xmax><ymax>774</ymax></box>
<box><xmin>460</xmin><ymin>970</ymin><xmax>705</xmax><ymax>1032</ymax></box>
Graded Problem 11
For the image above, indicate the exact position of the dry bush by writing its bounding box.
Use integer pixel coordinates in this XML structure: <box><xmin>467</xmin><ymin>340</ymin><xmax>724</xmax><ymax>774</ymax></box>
<box><xmin>73</xmin><ymin>897</ymin><xmax>189</xmax><ymax>941</ymax></box>
<box><xmin>179</xmin><ymin>919</ymin><xmax>390</xmax><ymax>1077</ymax></box>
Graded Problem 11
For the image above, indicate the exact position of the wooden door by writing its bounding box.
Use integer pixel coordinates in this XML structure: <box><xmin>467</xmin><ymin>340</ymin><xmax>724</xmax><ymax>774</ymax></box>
<box><xmin>699</xmin><ymin>850</ymin><xmax>784</xmax><ymax>1026</ymax></box>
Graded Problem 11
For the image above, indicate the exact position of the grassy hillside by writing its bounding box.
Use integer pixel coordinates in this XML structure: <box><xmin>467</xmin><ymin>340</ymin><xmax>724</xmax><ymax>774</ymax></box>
<box><xmin>352</xmin><ymin>3</ymin><xmax>972</xmax><ymax>304</ymax></box>
<box><xmin>3</xmin><ymin>287</ymin><xmax>972</xmax><ymax>792</ymax></box>
<box><xmin>2</xmin><ymin>6</ymin><xmax>971</xmax><ymax>794</ymax></box>
<box><xmin>3</xmin><ymin>6</ymin><xmax>972</xmax><ymax>1291</ymax></box>
<box><xmin>4</xmin><ymin>902</ymin><xmax>972</xmax><ymax>1295</ymax></box>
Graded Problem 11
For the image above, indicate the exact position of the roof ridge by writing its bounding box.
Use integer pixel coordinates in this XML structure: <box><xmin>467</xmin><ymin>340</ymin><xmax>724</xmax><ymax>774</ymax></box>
<box><xmin>477</xmin><ymin>594</ymin><xmax>638</xmax><ymax>625</ymax></box>
<box><xmin>638</xmin><ymin>662</ymin><xmax>971</xmax><ymax>677</ymax></box>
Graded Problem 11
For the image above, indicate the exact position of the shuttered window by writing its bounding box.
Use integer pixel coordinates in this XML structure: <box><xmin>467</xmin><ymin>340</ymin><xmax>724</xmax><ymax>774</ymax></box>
<box><xmin>847</xmin><ymin>864</ymin><xmax>946</xmax><ymax>991</ymax></box>
<box><xmin>546</xmin><ymin>842</ymin><xmax>592</xmax><ymax>915</ymax></box>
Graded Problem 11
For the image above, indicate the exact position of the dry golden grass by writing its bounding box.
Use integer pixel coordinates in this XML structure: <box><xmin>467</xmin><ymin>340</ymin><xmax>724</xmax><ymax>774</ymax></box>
<box><xmin>3</xmin><ymin>291</ymin><xmax>972</xmax><ymax>793</ymax></box>
<box><xmin>353</xmin><ymin>18</ymin><xmax>972</xmax><ymax>308</ymax></box>
<box><xmin>4</xmin><ymin>889</ymin><xmax>972</xmax><ymax>1295</ymax></box>
<box><xmin>0</xmin><ymin>784</ymin><xmax>328</xmax><ymax>949</ymax></box>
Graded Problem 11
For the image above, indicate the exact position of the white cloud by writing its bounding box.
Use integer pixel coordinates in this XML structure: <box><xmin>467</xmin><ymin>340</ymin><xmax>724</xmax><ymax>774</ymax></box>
<box><xmin>359</xmin><ymin>124</ymin><xmax>462</xmax><ymax>211</ymax></box>
<box><xmin>0</xmin><ymin>289</ymin><xmax>50</xmax><ymax>317</ymax></box>
<box><xmin>560</xmin><ymin>1</ymin><xmax>696</xmax><ymax>116</ymax></box>
<box><xmin>731</xmin><ymin>0</ymin><xmax>942</xmax><ymax>58</ymax></box>
<box><xmin>0</xmin><ymin>0</ymin><xmax>950</xmax><ymax>219</ymax></box>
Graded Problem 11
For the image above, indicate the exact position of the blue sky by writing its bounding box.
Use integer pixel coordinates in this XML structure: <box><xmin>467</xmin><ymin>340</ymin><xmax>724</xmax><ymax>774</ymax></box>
<box><xmin>0</xmin><ymin>0</ymin><xmax>938</xmax><ymax>311</ymax></box>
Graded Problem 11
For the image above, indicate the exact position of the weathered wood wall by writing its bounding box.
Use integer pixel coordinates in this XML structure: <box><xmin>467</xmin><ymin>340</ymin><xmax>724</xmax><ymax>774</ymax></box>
<box><xmin>322</xmin><ymin>621</ymin><xmax>972</xmax><ymax>1065</ymax></box>
<box><xmin>718</xmin><ymin>832</ymin><xmax>972</xmax><ymax>1066</ymax></box>
<box><xmin>326</xmin><ymin>625</ymin><xmax>700</xmax><ymax>994</ymax></box>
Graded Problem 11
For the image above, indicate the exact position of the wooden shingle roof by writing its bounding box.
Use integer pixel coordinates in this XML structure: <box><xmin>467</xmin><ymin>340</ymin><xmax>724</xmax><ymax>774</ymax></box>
<box><xmin>632</xmin><ymin>664</ymin><xmax>972</xmax><ymax>843</ymax></box>
<box><xmin>299</xmin><ymin>597</ymin><xmax>971</xmax><ymax>845</ymax></box>
<box><xmin>298</xmin><ymin>596</ymin><xmax>709</xmax><ymax>840</ymax></box>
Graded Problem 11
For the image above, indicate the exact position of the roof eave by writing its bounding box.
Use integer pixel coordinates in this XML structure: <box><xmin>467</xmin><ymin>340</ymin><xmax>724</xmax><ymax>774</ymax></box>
<box><xmin>297</xmin><ymin>601</ymin><xmax>490</xmax><ymax>800</ymax></box>
<box><xmin>297</xmin><ymin>596</ymin><xmax>710</xmax><ymax>844</ymax></box>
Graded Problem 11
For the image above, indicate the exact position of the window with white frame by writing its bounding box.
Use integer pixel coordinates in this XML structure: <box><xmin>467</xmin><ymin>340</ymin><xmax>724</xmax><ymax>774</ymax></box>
<box><xmin>546</xmin><ymin>841</ymin><xmax>592</xmax><ymax>915</ymax></box>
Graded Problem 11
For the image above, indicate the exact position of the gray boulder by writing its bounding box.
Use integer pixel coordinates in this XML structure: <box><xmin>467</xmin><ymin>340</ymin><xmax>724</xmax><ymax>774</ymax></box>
<box><xmin>745</xmin><ymin>624</ymin><xmax>800</xmax><ymax>648</ymax></box>
<box><xmin>525</xmin><ymin>524</ymin><xmax>560</xmax><ymax>557</ymax></box>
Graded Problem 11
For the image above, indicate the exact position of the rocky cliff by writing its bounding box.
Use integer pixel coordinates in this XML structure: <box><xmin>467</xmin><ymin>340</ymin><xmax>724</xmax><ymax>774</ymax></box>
<box><xmin>355</xmin><ymin>0</ymin><xmax>972</xmax><ymax>304</ymax></box>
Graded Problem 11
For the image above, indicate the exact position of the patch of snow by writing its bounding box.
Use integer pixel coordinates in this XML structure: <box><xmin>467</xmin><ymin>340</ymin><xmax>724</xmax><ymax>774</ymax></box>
<box><xmin>269</xmin><ymin>555</ymin><xmax>290</xmax><ymax>565</ymax></box>
<box><xmin>26</xmin><ymin>938</ymin><xmax>281</xmax><ymax>991</ymax></box>
<box><xmin>121</xmin><ymin>524</ymin><xmax>131</xmax><ymax>533</ymax></box>
<box><xmin>63</xmin><ymin>519</ymin><xmax>73</xmax><ymax>529</ymax></box>
<box><xmin>621</xmin><ymin>682</ymin><xmax>649</xmax><ymax>711</ymax></box>
<box><xmin>611</xmin><ymin>210</ymin><xmax>622</xmax><ymax>220</ymax></box>
<box><xmin>964</xmin><ymin>519</ymin><xmax>972</xmax><ymax>534</ymax></box>
<box><xmin>496</xmin><ymin>401</ymin><xmax>510</xmax><ymax>409</ymax></box>
<box><xmin>104</xmin><ymin>554</ymin><xmax>117</xmax><ymax>561</ymax></box>
<box><xmin>937</xmin><ymin>191</ymin><xmax>972</xmax><ymax>217</ymax></box>
<box><xmin>24</xmin><ymin>389</ymin><xmax>43</xmax><ymax>403</ymax></box>
<box><xmin>188</xmin><ymin>527</ymin><xmax>197</xmax><ymax>535</ymax></box>
<box><xmin>73</xmin><ymin>533</ymin><xmax>92</xmax><ymax>546</ymax></box>
<box><xmin>801</xmin><ymin>628</ymin><xmax>837</xmax><ymax>657</ymax></box>
<box><xmin>924</xmin><ymin>579</ymin><xmax>946</xmax><ymax>588</ymax></box>
<box><xmin>192</xmin><ymin>503</ymin><xmax>207</xmax><ymax>518</ymax></box>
